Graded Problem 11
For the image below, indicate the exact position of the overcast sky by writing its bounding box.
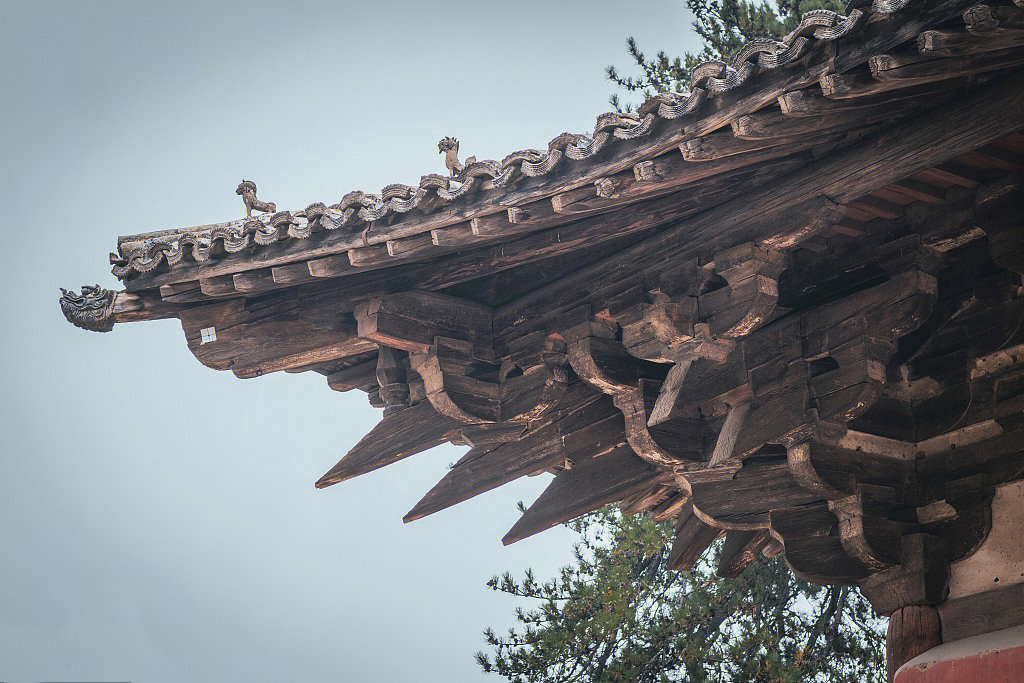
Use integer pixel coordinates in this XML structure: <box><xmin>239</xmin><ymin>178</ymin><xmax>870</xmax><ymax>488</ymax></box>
<box><xmin>1</xmin><ymin>2</ymin><xmax>698</xmax><ymax>680</ymax></box>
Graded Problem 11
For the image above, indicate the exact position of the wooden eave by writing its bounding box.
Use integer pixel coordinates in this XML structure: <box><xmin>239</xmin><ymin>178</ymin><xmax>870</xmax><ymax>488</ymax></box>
<box><xmin>62</xmin><ymin>0</ymin><xmax>1024</xmax><ymax>597</ymax></box>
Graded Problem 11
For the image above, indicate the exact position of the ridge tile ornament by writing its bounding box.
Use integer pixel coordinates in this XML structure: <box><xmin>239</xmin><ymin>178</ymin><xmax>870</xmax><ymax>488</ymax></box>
<box><xmin>60</xmin><ymin>2</ymin><xmax>1024</xmax><ymax>678</ymax></box>
<box><xmin>235</xmin><ymin>179</ymin><xmax>276</xmax><ymax>218</ymax></box>
<box><xmin>438</xmin><ymin>136</ymin><xmax>476</xmax><ymax>177</ymax></box>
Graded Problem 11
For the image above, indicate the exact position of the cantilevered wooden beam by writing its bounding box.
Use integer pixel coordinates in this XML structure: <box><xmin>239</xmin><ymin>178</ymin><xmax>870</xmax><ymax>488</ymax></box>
<box><xmin>667</xmin><ymin>503</ymin><xmax>721</xmax><ymax>571</ymax></box>
<box><xmin>502</xmin><ymin>445</ymin><xmax>668</xmax><ymax>545</ymax></box>
<box><xmin>716</xmin><ymin>529</ymin><xmax>772</xmax><ymax>578</ymax></box>
<box><xmin>315</xmin><ymin>401</ymin><xmax>461</xmax><ymax>488</ymax></box>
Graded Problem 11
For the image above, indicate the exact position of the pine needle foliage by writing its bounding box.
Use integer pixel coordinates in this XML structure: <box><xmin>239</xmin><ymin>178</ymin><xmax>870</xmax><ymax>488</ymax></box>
<box><xmin>478</xmin><ymin>507</ymin><xmax>884</xmax><ymax>682</ymax></box>
<box><xmin>606</xmin><ymin>0</ymin><xmax>845</xmax><ymax>111</ymax></box>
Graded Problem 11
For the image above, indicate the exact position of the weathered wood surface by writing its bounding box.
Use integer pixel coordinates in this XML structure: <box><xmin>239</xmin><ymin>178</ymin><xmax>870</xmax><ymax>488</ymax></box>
<box><xmin>315</xmin><ymin>400</ymin><xmax>462</xmax><ymax>488</ymax></box>
<box><xmin>178</xmin><ymin>294</ymin><xmax>376</xmax><ymax>378</ymax></box>
<box><xmin>938</xmin><ymin>582</ymin><xmax>1024</xmax><ymax>643</ymax></box>
<box><xmin>668</xmin><ymin>504</ymin><xmax>722</xmax><ymax>571</ymax></box>
<box><xmin>113</xmin><ymin>2</ymin><xmax>1018</xmax><ymax>296</ymax></box>
<box><xmin>62</xmin><ymin>1</ymin><xmax>1024</xmax><ymax>625</ymax></box>
<box><xmin>503</xmin><ymin>445</ymin><xmax>671</xmax><ymax>545</ymax></box>
<box><xmin>494</xmin><ymin>71</ymin><xmax>1024</xmax><ymax>342</ymax></box>
<box><xmin>886</xmin><ymin>605</ymin><xmax>941</xmax><ymax>682</ymax></box>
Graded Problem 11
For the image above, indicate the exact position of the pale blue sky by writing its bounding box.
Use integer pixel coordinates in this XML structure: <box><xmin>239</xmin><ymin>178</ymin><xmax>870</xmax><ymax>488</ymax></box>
<box><xmin>1</xmin><ymin>2</ymin><xmax>698</xmax><ymax>680</ymax></box>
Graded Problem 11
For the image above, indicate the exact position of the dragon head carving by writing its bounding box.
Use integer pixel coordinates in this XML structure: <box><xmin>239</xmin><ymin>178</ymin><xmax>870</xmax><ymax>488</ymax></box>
<box><xmin>59</xmin><ymin>284</ymin><xmax>116</xmax><ymax>332</ymax></box>
<box><xmin>437</xmin><ymin>136</ymin><xmax>459</xmax><ymax>154</ymax></box>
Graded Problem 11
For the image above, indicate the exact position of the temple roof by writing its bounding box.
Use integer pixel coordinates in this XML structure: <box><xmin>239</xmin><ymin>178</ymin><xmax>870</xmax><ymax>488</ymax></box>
<box><xmin>62</xmin><ymin>0</ymin><xmax>1024</xmax><ymax>601</ymax></box>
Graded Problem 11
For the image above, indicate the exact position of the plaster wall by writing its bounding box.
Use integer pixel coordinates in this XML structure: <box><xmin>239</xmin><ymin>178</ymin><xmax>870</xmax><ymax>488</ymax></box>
<box><xmin>947</xmin><ymin>479</ymin><xmax>1024</xmax><ymax>600</ymax></box>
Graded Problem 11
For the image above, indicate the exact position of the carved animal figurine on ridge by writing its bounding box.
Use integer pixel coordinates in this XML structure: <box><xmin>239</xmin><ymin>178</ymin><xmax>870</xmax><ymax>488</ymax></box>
<box><xmin>236</xmin><ymin>180</ymin><xmax>276</xmax><ymax>218</ymax></box>
<box><xmin>438</xmin><ymin>137</ymin><xmax>476</xmax><ymax>177</ymax></box>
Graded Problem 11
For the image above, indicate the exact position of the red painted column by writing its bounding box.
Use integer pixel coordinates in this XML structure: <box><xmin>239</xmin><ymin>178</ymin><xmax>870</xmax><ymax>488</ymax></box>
<box><xmin>894</xmin><ymin>625</ymin><xmax>1024</xmax><ymax>683</ymax></box>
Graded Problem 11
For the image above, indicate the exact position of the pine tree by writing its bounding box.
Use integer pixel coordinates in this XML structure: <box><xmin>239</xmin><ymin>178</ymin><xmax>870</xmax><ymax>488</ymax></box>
<box><xmin>606</xmin><ymin>0</ymin><xmax>845</xmax><ymax>111</ymax></box>
<box><xmin>478</xmin><ymin>507</ymin><xmax>885</xmax><ymax>682</ymax></box>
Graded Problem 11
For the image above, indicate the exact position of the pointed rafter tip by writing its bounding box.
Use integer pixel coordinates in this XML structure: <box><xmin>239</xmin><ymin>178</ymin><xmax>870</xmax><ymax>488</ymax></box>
<box><xmin>401</xmin><ymin>444</ymin><xmax>518</xmax><ymax>523</ymax></box>
<box><xmin>315</xmin><ymin>401</ymin><xmax>461</xmax><ymax>489</ymax></box>
<box><xmin>501</xmin><ymin>445</ymin><xmax>666</xmax><ymax>545</ymax></box>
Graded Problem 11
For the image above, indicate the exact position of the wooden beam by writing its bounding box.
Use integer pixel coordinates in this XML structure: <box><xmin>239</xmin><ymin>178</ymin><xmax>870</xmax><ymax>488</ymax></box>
<box><xmin>402</xmin><ymin>440</ymin><xmax>563</xmax><ymax>522</ymax></box>
<box><xmin>177</xmin><ymin>295</ymin><xmax>377</xmax><ymax>379</ymax></box>
<box><xmin>732</xmin><ymin>95</ymin><xmax>939</xmax><ymax>141</ymax></box>
<box><xmin>778</xmin><ymin>81</ymin><xmax>950</xmax><ymax>116</ymax></box>
<box><xmin>708</xmin><ymin>402</ymin><xmax>752</xmax><ymax>467</ymax></box>
<box><xmin>315</xmin><ymin>401</ymin><xmax>461</xmax><ymax>488</ymax></box>
<box><xmin>717</xmin><ymin>529</ymin><xmax>772</xmax><ymax>578</ymax></box>
<box><xmin>886</xmin><ymin>177</ymin><xmax>946</xmax><ymax>203</ymax></box>
<box><xmin>647</xmin><ymin>359</ymin><xmax>692</xmax><ymax>427</ymax></box>
<box><xmin>326</xmin><ymin>358</ymin><xmax>377</xmax><ymax>392</ymax></box>
<box><xmin>918</xmin><ymin>28</ymin><xmax>1024</xmax><ymax>56</ymax></box>
<box><xmin>198</xmin><ymin>274</ymin><xmax>237</xmax><ymax>297</ymax></box>
<box><xmin>869</xmin><ymin>47</ymin><xmax>1024</xmax><ymax>84</ymax></box>
<box><xmin>403</xmin><ymin>385</ymin><xmax>619</xmax><ymax>521</ymax></box>
<box><xmin>354</xmin><ymin>290</ymin><xmax>492</xmax><ymax>354</ymax></box>
<box><xmin>502</xmin><ymin>445</ymin><xmax>667</xmax><ymax>545</ymax></box>
<box><xmin>667</xmin><ymin>503</ymin><xmax>721</xmax><ymax>571</ymax></box>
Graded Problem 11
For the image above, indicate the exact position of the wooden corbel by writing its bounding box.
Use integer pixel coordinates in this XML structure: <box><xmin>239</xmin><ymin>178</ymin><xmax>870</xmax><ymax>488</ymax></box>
<box><xmin>563</xmin><ymin>313</ymin><xmax>701</xmax><ymax>468</ymax></box>
<box><xmin>829</xmin><ymin>483</ymin><xmax>917</xmax><ymax>572</ymax></box>
<box><xmin>410</xmin><ymin>337</ymin><xmax>500</xmax><ymax>423</ymax></box>
<box><xmin>769</xmin><ymin>503</ymin><xmax>872</xmax><ymax>585</ymax></box>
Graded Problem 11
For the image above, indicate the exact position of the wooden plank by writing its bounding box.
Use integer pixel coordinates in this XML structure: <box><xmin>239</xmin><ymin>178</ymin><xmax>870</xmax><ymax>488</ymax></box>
<box><xmin>938</xmin><ymin>582</ymin><xmax>1024</xmax><ymax>642</ymax></box>
<box><xmin>314</xmin><ymin>401</ymin><xmax>462</xmax><ymax>488</ymax></box>
<box><xmin>502</xmin><ymin>445</ymin><xmax>667</xmax><ymax>545</ymax></box>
